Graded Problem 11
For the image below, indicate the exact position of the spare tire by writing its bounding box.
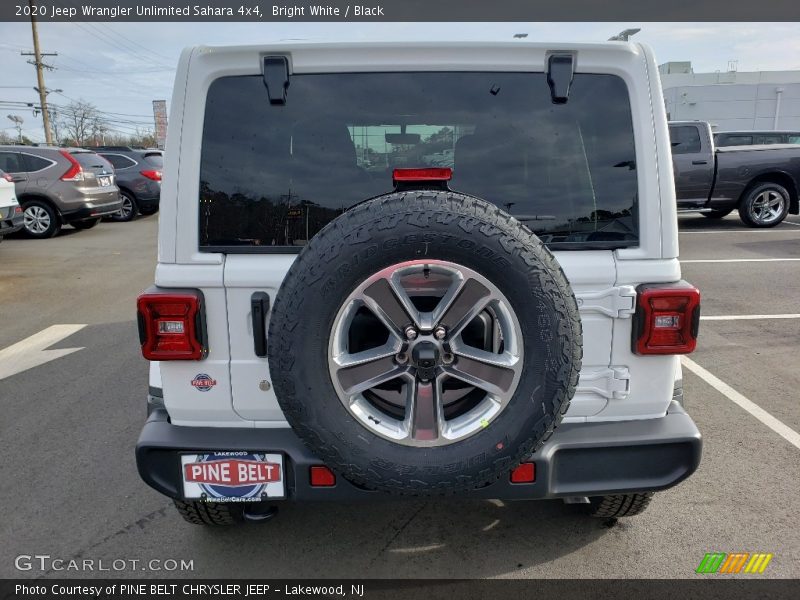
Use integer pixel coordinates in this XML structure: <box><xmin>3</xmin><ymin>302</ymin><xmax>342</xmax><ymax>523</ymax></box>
<box><xmin>268</xmin><ymin>190</ymin><xmax>582</xmax><ymax>495</ymax></box>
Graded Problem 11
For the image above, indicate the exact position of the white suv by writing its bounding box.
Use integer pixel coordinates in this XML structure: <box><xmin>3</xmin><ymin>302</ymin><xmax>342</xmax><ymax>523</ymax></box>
<box><xmin>136</xmin><ymin>41</ymin><xmax>702</xmax><ymax>525</ymax></box>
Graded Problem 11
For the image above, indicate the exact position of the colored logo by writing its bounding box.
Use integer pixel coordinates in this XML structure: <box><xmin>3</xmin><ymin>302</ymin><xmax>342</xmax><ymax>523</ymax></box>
<box><xmin>190</xmin><ymin>373</ymin><xmax>217</xmax><ymax>391</ymax></box>
<box><xmin>696</xmin><ymin>552</ymin><xmax>773</xmax><ymax>574</ymax></box>
<box><xmin>184</xmin><ymin>453</ymin><xmax>280</xmax><ymax>500</ymax></box>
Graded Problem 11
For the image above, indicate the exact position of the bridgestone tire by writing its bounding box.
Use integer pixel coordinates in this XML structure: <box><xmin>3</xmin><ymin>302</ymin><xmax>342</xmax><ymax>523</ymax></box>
<box><xmin>268</xmin><ymin>190</ymin><xmax>582</xmax><ymax>496</ymax></box>
<box><xmin>173</xmin><ymin>500</ymin><xmax>244</xmax><ymax>525</ymax></box>
<box><xmin>588</xmin><ymin>493</ymin><xmax>654</xmax><ymax>518</ymax></box>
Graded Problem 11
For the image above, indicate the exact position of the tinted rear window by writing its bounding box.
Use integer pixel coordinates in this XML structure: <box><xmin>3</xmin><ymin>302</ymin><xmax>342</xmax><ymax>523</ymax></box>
<box><xmin>670</xmin><ymin>126</ymin><xmax>702</xmax><ymax>154</ymax></box>
<box><xmin>70</xmin><ymin>152</ymin><xmax>110</xmax><ymax>170</ymax></box>
<box><xmin>143</xmin><ymin>153</ymin><xmax>163</xmax><ymax>168</ymax></box>
<box><xmin>199</xmin><ymin>72</ymin><xmax>639</xmax><ymax>251</ymax></box>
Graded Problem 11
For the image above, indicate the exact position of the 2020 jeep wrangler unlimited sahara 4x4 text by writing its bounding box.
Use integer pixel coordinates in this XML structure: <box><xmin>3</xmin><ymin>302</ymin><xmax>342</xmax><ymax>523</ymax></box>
<box><xmin>135</xmin><ymin>41</ymin><xmax>702</xmax><ymax>525</ymax></box>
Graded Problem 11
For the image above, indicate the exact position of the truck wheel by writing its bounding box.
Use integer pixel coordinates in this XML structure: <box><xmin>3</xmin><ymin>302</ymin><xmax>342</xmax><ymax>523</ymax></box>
<box><xmin>738</xmin><ymin>182</ymin><xmax>790</xmax><ymax>228</ymax></box>
<box><xmin>588</xmin><ymin>493</ymin><xmax>654</xmax><ymax>518</ymax></box>
<box><xmin>701</xmin><ymin>208</ymin><xmax>732</xmax><ymax>219</ymax></box>
<box><xmin>173</xmin><ymin>500</ymin><xmax>244</xmax><ymax>525</ymax></box>
<box><xmin>21</xmin><ymin>200</ymin><xmax>61</xmax><ymax>238</ymax></box>
<box><xmin>268</xmin><ymin>190</ymin><xmax>582</xmax><ymax>496</ymax></box>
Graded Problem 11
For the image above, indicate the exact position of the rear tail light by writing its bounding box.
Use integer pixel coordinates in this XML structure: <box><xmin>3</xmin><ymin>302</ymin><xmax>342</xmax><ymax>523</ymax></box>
<box><xmin>59</xmin><ymin>150</ymin><xmax>84</xmax><ymax>181</ymax></box>
<box><xmin>136</xmin><ymin>289</ymin><xmax>208</xmax><ymax>360</ymax></box>
<box><xmin>510</xmin><ymin>462</ymin><xmax>536</xmax><ymax>484</ymax></box>
<box><xmin>309</xmin><ymin>466</ymin><xmax>336</xmax><ymax>487</ymax></box>
<box><xmin>393</xmin><ymin>167</ymin><xmax>452</xmax><ymax>182</ymax></box>
<box><xmin>14</xmin><ymin>206</ymin><xmax>21</xmax><ymax>214</ymax></box>
<box><xmin>2</xmin><ymin>173</ymin><xmax>13</xmax><ymax>182</ymax></box>
<box><xmin>140</xmin><ymin>169</ymin><xmax>162</xmax><ymax>181</ymax></box>
<box><xmin>633</xmin><ymin>281</ymin><xmax>701</xmax><ymax>355</ymax></box>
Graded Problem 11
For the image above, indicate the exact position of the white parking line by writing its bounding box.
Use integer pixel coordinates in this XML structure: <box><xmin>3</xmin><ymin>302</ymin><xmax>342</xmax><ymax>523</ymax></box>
<box><xmin>682</xmin><ymin>258</ymin><xmax>800</xmax><ymax>263</ymax></box>
<box><xmin>701</xmin><ymin>314</ymin><xmax>800</xmax><ymax>321</ymax></box>
<box><xmin>681</xmin><ymin>356</ymin><xmax>800</xmax><ymax>451</ymax></box>
<box><xmin>0</xmin><ymin>325</ymin><xmax>86</xmax><ymax>381</ymax></box>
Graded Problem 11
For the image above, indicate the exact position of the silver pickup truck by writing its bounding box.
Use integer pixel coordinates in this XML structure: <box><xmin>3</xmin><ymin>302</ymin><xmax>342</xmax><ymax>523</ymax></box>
<box><xmin>669</xmin><ymin>120</ymin><xmax>800</xmax><ymax>227</ymax></box>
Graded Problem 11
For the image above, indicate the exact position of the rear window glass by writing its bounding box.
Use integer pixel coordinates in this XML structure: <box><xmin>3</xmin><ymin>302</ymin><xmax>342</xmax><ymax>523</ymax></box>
<box><xmin>70</xmin><ymin>152</ymin><xmax>109</xmax><ymax>169</ymax></box>
<box><xmin>143</xmin><ymin>153</ymin><xmax>163</xmax><ymax>168</ymax></box>
<box><xmin>670</xmin><ymin>126</ymin><xmax>702</xmax><ymax>154</ymax></box>
<box><xmin>716</xmin><ymin>134</ymin><xmax>753</xmax><ymax>146</ymax></box>
<box><xmin>102</xmin><ymin>154</ymin><xmax>137</xmax><ymax>169</ymax></box>
<box><xmin>199</xmin><ymin>72</ymin><xmax>639</xmax><ymax>251</ymax></box>
<box><xmin>0</xmin><ymin>152</ymin><xmax>24</xmax><ymax>173</ymax></box>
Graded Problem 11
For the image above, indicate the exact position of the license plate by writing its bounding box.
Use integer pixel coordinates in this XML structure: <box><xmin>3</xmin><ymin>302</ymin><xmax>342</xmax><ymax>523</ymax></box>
<box><xmin>181</xmin><ymin>452</ymin><xmax>285</xmax><ymax>502</ymax></box>
<box><xmin>98</xmin><ymin>176</ymin><xmax>111</xmax><ymax>187</ymax></box>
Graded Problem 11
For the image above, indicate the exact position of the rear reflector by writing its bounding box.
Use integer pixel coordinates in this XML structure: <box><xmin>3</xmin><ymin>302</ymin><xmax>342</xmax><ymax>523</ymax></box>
<box><xmin>510</xmin><ymin>462</ymin><xmax>536</xmax><ymax>484</ymax></box>
<box><xmin>309</xmin><ymin>466</ymin><xmax>336</xmax><ymax>487</ymax></box>
<box><xmin>140</xmin><ymin>169</ymin><xmax>162</xmax><ymax>181</ymax></box>
<box><xmin>2</xmin><ymin>173</ymin><xmax>13</xmax><ymax>182</ymax></box>
<box><xmin>136</xmin><ymin>289</ymin><xmax>207</xmax><ymax>360</ymax></box>
<box><xmin>393</xmin><ymin>167</ymin><xmax>452</xmax><ymax>182</ymax></box>
<box><xmin>59</xmin><ymin>150</ymin><xmax>84</xmax><ymax>181</ymax></box>
<box><xmin>633</xmin><ymin>281</ymin><xmax>701</xmax><ymax>355</ymax></box>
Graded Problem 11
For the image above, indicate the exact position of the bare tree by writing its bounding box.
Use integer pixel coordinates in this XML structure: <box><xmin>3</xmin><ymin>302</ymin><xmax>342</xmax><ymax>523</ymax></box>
<box><xmin>58</xmin><ymin>99</ymin><xmax>107</xmax><ymax>146</ymax></box>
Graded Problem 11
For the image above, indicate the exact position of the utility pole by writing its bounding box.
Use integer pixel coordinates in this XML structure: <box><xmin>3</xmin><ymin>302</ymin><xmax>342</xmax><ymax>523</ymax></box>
<box><xmin>21</xmin><ymin>0</ymin><xmax>56</xmax><ymax>145</ymax></box>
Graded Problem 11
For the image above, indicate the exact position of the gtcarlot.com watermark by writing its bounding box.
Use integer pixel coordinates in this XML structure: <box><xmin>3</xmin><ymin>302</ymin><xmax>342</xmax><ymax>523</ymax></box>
<box><xmin>15</xmin><ymin>554</ymin><xmax>194</xmax><ymax>572</ymax></box>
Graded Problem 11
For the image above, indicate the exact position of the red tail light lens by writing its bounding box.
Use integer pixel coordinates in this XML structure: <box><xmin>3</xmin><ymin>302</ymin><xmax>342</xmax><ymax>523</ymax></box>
<box><xmin>2</xmin><ymin>173</ymin><xmax>13</xmax><ymax>182</ymax></box>
<box><xmin>393</xmin><ymin>167</ymin><xmax>452</xmax><ymax>182</ymax></box>
<box><xmin>137</xmin><ymin>289</ymin><xmax>207</xmax><ymax>360</ymax></box>
<box><xmin>59</xmin><ymin>150</ymin><xmax>84</xmax><ymax>181</ymax></box>
<box><xmin>140</xmin><ymin>169</ymin><xmax>162</xmax><ymax>181</ymax></box>
<box><xmin>633</xmin><ymin>282</ymin><xmax>701</xmax><ymax>355</ymax></box>
<box><xmin>510</xmin><ymin>462</ymin><xmax>536</xmax><ymax>484</ymax></box>
<box><xmin>309</xmin><ymin>466</ymin><xmax>336</xmax><ymax>487</ymax></box>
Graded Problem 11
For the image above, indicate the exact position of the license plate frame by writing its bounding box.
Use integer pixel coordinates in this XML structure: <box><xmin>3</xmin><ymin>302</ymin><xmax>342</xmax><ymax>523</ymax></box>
<box><xmin>98</xmin><ymin>176</ymin><xmax>111</xmax><ymax>187</ymax></box>
<box><xmin>180</xmin><ymin>452</ymin><xmax>285</xmax><ymax>502</ymax></box>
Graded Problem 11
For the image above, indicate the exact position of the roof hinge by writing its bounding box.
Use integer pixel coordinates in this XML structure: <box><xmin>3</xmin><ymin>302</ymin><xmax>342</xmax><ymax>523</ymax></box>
<box><xmin>547</xmin><ymin>53</ymin><xmax>575</xmax><ymax>104</ymax></box>
<box><xmin>263</xmin><ymin>56</ymin><xmax>290</xmax><ymax>106</ymax></box>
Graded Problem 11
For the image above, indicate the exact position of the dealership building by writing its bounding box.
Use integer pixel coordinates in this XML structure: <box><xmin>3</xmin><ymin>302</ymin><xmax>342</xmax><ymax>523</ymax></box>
<box><xmin>659</xmin><ymin>61</ymin><xmax>800</xmax><ymax>131</ymax></box>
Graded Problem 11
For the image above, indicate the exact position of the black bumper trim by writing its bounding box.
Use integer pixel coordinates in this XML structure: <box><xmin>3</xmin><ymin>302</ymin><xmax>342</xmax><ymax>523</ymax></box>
<box><xmin>63</xmin><ymin>202</ymin><xmax>123</xmax><ymax>221</ymax></box>
<box><xmin>136</xmin><ymin>401</ymin><xmax>701</xmax><ymax>502</ymax></box>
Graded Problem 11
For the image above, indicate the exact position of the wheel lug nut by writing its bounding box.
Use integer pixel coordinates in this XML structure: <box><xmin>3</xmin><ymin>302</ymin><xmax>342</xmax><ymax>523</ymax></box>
<box><xmin>404</xmin><ymin>327</ymin><xmax>418</xmax><ymax>340</ymax></box>
<box><xmin>442</xmin><ymin>352</ymin><xmax>454</xmax><ymax>365</ymax></box>
<box><xmin>395</xmin><ymin>352</ymin><xmax>409</xmax><ymax>365</ymax></box>
<box><xmin>434</xmin><ymin>326</ymin><xmax>446</xmax><ymax>340</ymax></box>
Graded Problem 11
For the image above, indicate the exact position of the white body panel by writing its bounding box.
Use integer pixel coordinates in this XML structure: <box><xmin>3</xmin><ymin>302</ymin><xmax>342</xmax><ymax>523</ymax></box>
<box><xmin>151</xmin><ymin>41</ymin><xmax>682</xmax><ymax>428</ymax></box>
<box><xmin>0</xmin><ymin>177</ymin><xmax>18</xmax><ymax>210</ymax></box>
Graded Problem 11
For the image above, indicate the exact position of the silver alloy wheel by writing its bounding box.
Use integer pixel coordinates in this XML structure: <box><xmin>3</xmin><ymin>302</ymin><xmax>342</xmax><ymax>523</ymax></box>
<box><xmin>23</xmin><ymin>205</ymin><xmax>51</xmax><ymax>234</ymax></box>
<box><xmin>119</xmin><ymin>195</ymin><xmax>134</xmax><ymax>220</ymax></box>
<box><xmin>749</xmin><ymin>190</ymin><xmax>785</xmax><ymax>225</ymax></box>
<box><xmin>328</xmin><ymin>259</ymin><xmax>523</xmax><ymax>447</ymax></box>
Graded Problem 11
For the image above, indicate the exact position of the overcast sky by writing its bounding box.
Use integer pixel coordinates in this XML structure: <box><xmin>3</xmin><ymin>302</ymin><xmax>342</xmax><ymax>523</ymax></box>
<box><xmin>2</xmin><ymin>21</ymin><xmax>799</xmax><ymax>142</ymax></box>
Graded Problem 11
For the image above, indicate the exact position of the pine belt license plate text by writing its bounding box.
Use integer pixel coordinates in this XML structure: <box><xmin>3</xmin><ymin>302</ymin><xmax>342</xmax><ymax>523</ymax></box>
<box><xmin>181</xmin><ymin>452</ymin><xmax>285</xmax><ymax>502</ymax></box>
<box><xmin>98</xmin><ymin>176</ymin><xmax>111</xmax><ymax>187</ymax></box>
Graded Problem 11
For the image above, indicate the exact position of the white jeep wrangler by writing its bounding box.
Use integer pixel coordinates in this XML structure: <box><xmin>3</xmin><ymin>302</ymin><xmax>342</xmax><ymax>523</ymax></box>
<box><xmin>136</xmin><ymin>41</ymin><xmax>702</xmax><ymax>525</ymax></box>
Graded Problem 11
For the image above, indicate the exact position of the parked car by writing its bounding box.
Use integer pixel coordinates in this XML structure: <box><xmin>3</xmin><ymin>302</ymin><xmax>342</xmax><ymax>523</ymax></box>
<box><xmin>669</xmin><ymin>121</ymin><xmax>800</xmax><ymax>227</ymax></box>
<box><xmin>714</xmin><ymin>130</ymin><xmax>800</xmax><ymax>147</ymax></box>
<box><xmin>86</xmin><ymin>146</ymin><xmax>162</xmax><ymax>221</ymax></box>
<box><xmin>0</xmin><ymin>168</ymin><xmax>23</xmax><ymax>242</ymax></box>
<box><xmin>0</xmin><ymin>146</ymin><xmax>122</xmax><ymax>238</ymax></box>
<box><xmin>136</xmin><ymin>41</ymin><xmax>702</xmax><ymax>525</ymax></box>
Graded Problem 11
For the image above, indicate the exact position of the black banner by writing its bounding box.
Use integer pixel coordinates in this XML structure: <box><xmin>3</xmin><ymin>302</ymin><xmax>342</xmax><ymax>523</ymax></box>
<box><xmin>1</xmin><ymin>0</ymin><xmax>800</xmax><ymax>22</ymax></box>
<box><xmin>3</xmin><ymin>580</ymin><xmax>800</xmax><ymax>600</ymax></box>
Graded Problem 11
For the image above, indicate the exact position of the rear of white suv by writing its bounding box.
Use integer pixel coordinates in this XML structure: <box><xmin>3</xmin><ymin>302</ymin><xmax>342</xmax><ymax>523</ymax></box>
<box><xmin>0</xmin><ymin>168</ymin><xmax>23</xmax><ymax>242</ymax></box>
<box><xmin>136</xmin><ymin>41</ymin><xmax>701</xmax><ymax>525</ymax></box>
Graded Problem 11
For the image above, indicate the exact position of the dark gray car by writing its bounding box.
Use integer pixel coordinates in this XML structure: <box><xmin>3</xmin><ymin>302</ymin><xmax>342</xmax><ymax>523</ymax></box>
<box><xmin>0</xmin><ymin>145</ymin><xmax>122</xmax><ymax>238</ymax></box>
<box><xmin>87</xmin><ymin>146</ymin><xmax>162</xmax><ymax>221</ymax></box>
<box><xmin>669</xmin><ymin>121</ymin><xmax>800</xmax><ymax>227</ymax></box>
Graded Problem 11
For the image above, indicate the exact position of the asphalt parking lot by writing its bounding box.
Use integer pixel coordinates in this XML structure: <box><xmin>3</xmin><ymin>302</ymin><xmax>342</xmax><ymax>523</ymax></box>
<box><xmin>1</xmin><ymin>213</ymin><xmax>799</xmax><ymax>579</ymax></box>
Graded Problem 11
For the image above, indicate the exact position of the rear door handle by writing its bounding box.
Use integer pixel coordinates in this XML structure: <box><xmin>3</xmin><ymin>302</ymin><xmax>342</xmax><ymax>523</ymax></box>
<box><xmin>691</xmin><ymin>160</ymin><xmax>708</xmax><ymax>165</ymax></box>
<box><xmin>250</xmin><ymin>292</ymin><xmax>270</xmax><ymax>357</ymax></box>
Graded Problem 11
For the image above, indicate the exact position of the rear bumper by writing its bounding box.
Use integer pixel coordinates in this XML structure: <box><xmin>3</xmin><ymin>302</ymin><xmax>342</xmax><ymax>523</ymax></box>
<box><xmin>0</xmin><ymin>213</ymin><xmax>23</xmax><ymax>235</ymax></box>
<box><xmin>62</xmin><ymin>198</ymin><xmax>123</xmax><ymax>221</ymax></box>
<box><xmin>136</xmin><ymin>401</ymin><xmax>702</xmax><ymax>502</ymax></box>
